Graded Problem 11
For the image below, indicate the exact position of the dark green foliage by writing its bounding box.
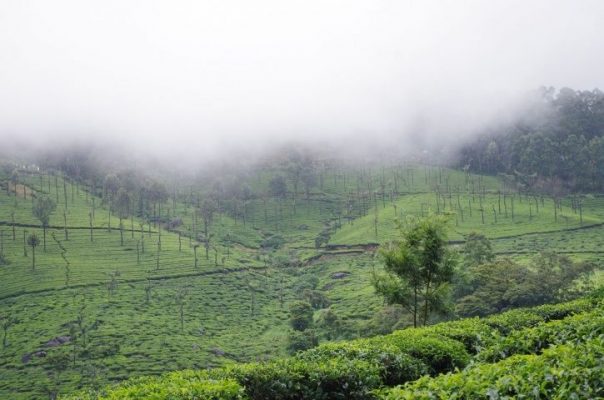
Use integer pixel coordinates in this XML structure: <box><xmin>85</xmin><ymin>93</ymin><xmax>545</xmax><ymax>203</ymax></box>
<box><xmin>289</xmin><ymin>301</ymin><xmax>314</xmax><ymax>331</ymax></box>
<box><xmin>456</xmin><ymin>254</ymin><xmax>594</xmax><ymax>317</ymax></box>
<box><xmin>260</xmin><ymin>234</ymin><xmax>285</xmax><ymax>250</ymax></box>
<box><xmin>315</xmin><ymin>308</ymin><xmax>342</xmax><ymax>340</ymax></box>
<box><xmin>314</xmin><ymin>229</ymin><xmax>331</xmax><ymax>249</ymax></box>
<box><xmin>462</xmin><ymin>232</ymin><xmax>494</xmax><ymax>268</ymax></box>
<box><xmin>268</xmin><ymin>176</ymin><xmax>287</xmax><ymax>199</ymax></box>
<box><xmin>360</xmin><ymin>305</ymin><xmax>408</xmax><ymax>336</ymax></box>
<box><xmin>286</xmin><ymin>329</ymin><xmax>318</xmax><ymax>354</ymax></box>
<box><xmin>0</xmin><ymin>253</ymin><xmax>9</xmax><ymax>266</ymax></box>
<box><xmin>460</xmin><ymin>87</ymin><xmax>604</xmax><ymax>191</ymax></box>
<box><xmin>302</xmin><ymin>289</ymin><xmax>331</xmax><ymax>309</ymax></box>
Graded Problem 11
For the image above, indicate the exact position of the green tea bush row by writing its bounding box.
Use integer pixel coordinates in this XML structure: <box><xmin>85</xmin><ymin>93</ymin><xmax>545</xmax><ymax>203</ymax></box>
<box><xmin>378</xmin><ymin>335</ymin><xmax>604</xmax><ymax>400</ymax></box>
<box><xmin>478</xmin><ymin>306</ymin><xmax>604</xmax><ymax>362</ymax></box>
<box><xmin>482</xmin><ymin>297</ymin><xmax>593</xmax><ymax>334</ymax></box>
<box><xmin>63</xmin><ymin>295</ymin><xmax>601</xmax><ymax>400</ymax></box>
<box><xmin>213</xmin><ymin>358</ymin><xmax>381</xmax><ymax>400</ymax></box>
<box><xmin>367</xmin><ymin>330</ymin><xmax>470</xmax><ymax>375</ymax></box>
<box><xmin>424</xmin><ymin>318</ymin><xmax>495</xmax><ymax>354</ymax></box>
<box><xmin>65</xmin><ymin>372</ymin><xmax>246</xmax><ymax>400</ymax></box>
<box><xmin>296</xmin><ymin>340</ymin><xmax>429</xmax><ymax>386</ymax></box>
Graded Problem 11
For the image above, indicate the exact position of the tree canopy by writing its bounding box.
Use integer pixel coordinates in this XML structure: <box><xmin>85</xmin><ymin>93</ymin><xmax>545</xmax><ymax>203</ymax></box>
<box><xmin>459</xmin><ymin>87</ymin><xmax>604</xmax><ymax>192</ymax></box>
<box><xmin>456</xmin><ymin>253</ymin><xmax>594</xmax><ymax>317</ymax></box>
<box><xmin>372</xmin><ymin>215</ymin><xmax>457</xmax><ymax>328</ymax></box>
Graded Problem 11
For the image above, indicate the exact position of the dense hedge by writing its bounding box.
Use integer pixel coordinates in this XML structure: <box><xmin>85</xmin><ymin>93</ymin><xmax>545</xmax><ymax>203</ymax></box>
<box><xmin>63</xmin><ymin>294</ymin><xmax>601</xmax><ymax>400</ymax></box>
<box><xmin>378</xmin><ymin>336</ymin><xmax>604</xmax><ymax>400</ymax></box>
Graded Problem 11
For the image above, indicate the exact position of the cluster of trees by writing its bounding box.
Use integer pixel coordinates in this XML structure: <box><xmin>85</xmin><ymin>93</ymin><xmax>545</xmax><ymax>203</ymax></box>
<box><xmin>459</xmin><ymin>87</ymin><xmax>604</xmax><ymax>192</ymax></box>
<box><xmin>455</xmin><ymin>234</ymin><xmax>594</xmax><ymax>317</ymax></box>
<box><xmin>371</xmin><ymin>216</ymin><xmax>595</xmax><ymax>329</ymax></box>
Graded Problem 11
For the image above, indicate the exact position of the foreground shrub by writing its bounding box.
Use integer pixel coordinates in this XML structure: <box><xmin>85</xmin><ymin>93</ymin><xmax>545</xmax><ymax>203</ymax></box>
<box><xmin>63</xmin><ymin>372</ymin><xmax>245</xmax><ymax>400</ymax></box>
<box><xmin>63</xmin><ymin>294</ymin><xmax>602</xmax><ymax>400</ymax></box>
<box><xmin>478</xmin><ymin>306</ymin><xmax>604</xmax><ymax>362</ymax></box>
<box><xmin>378</xmin><ymin>336</ymin><xmax>604</xmax><ymax>400</ymax></box>
<box><xmin>424</xmin><ymin>318</ymin><xmax>496</xmax><ymax>354</ymax></box>
<box><xmin>483</xmin><ymin>297</ymin><xmax>592</xmax><ymax>334</ymax></box>
<box><xmin>369</xmin><ymin>330</ymin><xmax>470</xmax><ymax>375</ymax></box>
<box><xmin>297</xmin><ymin>340</ymin><xmax>429</xmax><ymax>386</ymax></box>
<box><xmin>216</xmin><ymin>357</ymin><xmax>381</xmax><ymax>400</ymax></box>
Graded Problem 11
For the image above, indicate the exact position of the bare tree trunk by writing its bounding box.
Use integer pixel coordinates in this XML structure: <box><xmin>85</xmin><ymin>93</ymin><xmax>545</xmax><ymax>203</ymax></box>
<box><xmin>63</xmin><ymin>211</ymin><xmax>68</xmax><ymax>240</ymax></box>
<box><xmin>413</xmin><ymin>287</ymin><xmax>418</xmax><ymax>328</ymax></box>
<box><xmin>119</xmin><ymin>218</ymin><xmax>124</xmax><ymax>246</ymax></box>
<box><xmin>11</xmin><ymin>213</ymin><xmax>15</xmax><ymax>240</ymax></box>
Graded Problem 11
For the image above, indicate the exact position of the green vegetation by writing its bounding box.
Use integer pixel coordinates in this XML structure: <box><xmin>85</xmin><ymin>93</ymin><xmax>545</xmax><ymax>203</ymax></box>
<box><xmin>379</xmin><ymin>338</ymin><xmax>604</xmax><ymax>400</ymax></box>
<box><xmin>0</xmin><ymin>158</ymin><xmax>601</xmax><ymax>399</ymax></box>
<box><xmin>456</xmin><ymin>254</ymin><xmax>595</xmax><ymax>317</ymax></box>
<box><xmin>372</xmin><ymin>215</ymin><xmax>456</xmax><ymax>327</ymax></box>
<box><xmin>63</xmin><ymin>293</ymin><xmax>603</xmax><ymax>399</ymax></box>
<box><xmin>460</xmin><ymin>87</ymin><xmax>604</xmax><ymax>192</ymax></box>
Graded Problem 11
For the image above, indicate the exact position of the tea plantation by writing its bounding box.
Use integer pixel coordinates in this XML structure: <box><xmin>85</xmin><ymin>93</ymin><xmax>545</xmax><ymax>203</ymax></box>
<box><xmin>0</xmin><ymin>164</ymin><xmax>602</xmax><ymax>399</ymax></box>
<box><xmin>63</xmin><ymin>293</ymin><xmax>603</xmax><ymax>399</ymax></box>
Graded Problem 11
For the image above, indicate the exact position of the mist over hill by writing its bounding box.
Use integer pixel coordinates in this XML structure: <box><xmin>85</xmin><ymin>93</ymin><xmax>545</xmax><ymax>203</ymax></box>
<box><xmin>1</xmin><ymin>2</ymin><xmax>604</xmax><ymax>399</ymax></box>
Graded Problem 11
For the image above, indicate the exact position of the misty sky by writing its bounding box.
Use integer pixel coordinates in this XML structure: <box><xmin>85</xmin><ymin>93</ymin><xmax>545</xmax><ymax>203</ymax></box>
<box><xmin>1</xmin><ymin>1</ymin><xmax>603</xmax><ymax>161</ymax></box>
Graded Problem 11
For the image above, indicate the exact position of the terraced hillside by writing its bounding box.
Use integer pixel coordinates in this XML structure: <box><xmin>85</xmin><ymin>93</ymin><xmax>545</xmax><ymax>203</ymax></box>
<box><xmin>0</xmin><ymin>163</ymin><xmax>601</xmax><ymax>399</ymax></box>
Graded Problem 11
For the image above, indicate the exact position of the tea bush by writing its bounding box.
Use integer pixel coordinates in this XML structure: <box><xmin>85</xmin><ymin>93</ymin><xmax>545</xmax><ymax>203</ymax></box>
<box><xmin>378</xmin><ymin>336</ymin><xmax>604</xmax><ymax>400</ymax></box>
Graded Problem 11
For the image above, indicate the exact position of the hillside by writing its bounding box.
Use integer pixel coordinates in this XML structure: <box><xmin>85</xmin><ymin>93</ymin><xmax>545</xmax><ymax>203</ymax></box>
<box><xmin>0</xmin><ymin>163</ymin><xmax>602</xmax><ymax>399</ymax></box>
<box><xmin>63</xmin><ymin>293</ymin><xmax>603</xmax><ymax>399</ymax></box>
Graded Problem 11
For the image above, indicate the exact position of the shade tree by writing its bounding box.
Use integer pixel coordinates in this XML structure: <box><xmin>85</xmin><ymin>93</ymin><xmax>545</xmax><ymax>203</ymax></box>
<box><xmin>27</xmin><ymin>233</ymin><xmax>40</xmax><ymax>270</ymax></box>
<box><xmin>372</xmin><ymin>215</ymin><xmax>457</xmax><ymax>328</ymax></box>
<box><xmin>32</xmin><ymin>196</ymin><xmax>56</xmax><ymax>251</ymax></box>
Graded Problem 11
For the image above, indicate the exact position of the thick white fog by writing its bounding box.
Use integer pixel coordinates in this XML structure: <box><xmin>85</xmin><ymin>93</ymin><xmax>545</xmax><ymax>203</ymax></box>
<box><xmin>1</xmin><ymin>1</ymin><xmax>603</xmax><ymax>162</ymax></box>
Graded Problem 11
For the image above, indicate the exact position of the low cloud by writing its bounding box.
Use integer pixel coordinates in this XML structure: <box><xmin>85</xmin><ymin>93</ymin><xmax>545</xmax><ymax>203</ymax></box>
<box><xmin>1</xmin><ymin>1</ymin><xmax>603</xmax><ymax>165</ymax></box>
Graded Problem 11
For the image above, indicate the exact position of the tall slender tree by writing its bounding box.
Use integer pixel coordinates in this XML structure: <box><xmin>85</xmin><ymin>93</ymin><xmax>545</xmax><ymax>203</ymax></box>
<box><xmin>372</xmin><ymin>215</ymin><xmax>457</xmax><ymax>327</ymax></box>
<box><xmin>114</xmin><ymin>188</ymin><xmax>131</xmax><ymax>246</ymax></box>
<box><xmin>27</xmin><ymin>233</ymin><xmax>40</xmax><ymax>270</ymax></box>
<box><xmin>32</xmin><ymin>196</ymin><xmax>56</xmax><ymax>251</ymax></box>
<box><xmin>198</xmin><ymin>199</ymin><xmax>217</xmax><ymax>259</ymax></box>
